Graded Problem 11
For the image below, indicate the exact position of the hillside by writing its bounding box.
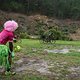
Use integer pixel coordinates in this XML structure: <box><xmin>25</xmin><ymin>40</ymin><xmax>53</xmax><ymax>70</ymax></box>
<box><xmin>0</xmin><ymin>10</ymin><xmax>80</xmax><ymax>40</ymax></box>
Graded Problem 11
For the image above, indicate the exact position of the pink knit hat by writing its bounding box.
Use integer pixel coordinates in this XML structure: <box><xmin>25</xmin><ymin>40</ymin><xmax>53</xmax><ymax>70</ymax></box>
<box><xmin>4</xmin><ymin>20</ymin><xmax>18</xmax><ymax>32</ymax></box>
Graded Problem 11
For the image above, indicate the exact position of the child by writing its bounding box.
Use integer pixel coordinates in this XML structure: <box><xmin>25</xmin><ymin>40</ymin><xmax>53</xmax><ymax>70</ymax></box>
<box><xmin>0</xmin><ymin>20</ymin><xmax>18</xmax><ymax>74</ymax></box>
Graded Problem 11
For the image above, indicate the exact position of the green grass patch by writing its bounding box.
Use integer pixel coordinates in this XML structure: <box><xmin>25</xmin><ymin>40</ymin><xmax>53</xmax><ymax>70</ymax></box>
<box><xmin>15</xmin><ymin>39</ymin><xmax>80</xmax><ymax>65</ymax></box>
<box><xmin>2</xmin><ymin>39</ymin><xmax>80</xmax><ymax>80</ymax></box>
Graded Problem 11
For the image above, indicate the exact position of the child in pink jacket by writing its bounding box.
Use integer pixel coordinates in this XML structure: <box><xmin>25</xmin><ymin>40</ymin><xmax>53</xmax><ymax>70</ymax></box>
<box><xmin>0</xmin><ymin>20</ymin><xmax>18</xmax><ymax>73</ymax></box>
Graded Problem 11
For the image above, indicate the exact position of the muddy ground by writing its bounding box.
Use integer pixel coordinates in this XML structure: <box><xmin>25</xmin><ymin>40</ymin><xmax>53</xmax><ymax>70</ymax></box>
<box><xmin>11</xmin><ymin>53</ymin><xmax>80</xmax><ymax>80</ymax></box>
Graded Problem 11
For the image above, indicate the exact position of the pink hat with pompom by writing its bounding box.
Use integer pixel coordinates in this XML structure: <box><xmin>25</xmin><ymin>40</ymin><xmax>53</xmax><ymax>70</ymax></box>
<box><xmin>4</xmin><ymin>20</ymin><xmax>18</xmax><ymax>32</ymax></box>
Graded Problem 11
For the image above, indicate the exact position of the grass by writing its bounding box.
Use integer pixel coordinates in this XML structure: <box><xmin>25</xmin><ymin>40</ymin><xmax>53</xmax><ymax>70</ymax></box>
<box><xmin>1</xmin><ymin>39</ymin><xmax>80</xmax><ymax>80</ymax></box>
<box><xmin>18</xmin><ymin>39</ymin><xmax>80</xmax><ymax>64</ymax></box>
<box><xmin>0</xmin><ymin>73</ymin><xmax>49</xmax><ymax>80</ymax></box>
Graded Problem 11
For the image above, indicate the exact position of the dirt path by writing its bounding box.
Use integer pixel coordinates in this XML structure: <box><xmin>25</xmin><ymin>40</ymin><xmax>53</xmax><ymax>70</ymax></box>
<box><xmin>13</xmin><ymin>57</ymin><xmax>52</xmax><ymax>75</ymax></box>
<box><xmin>12</xmin><ymin>56</ymin><xmax>80</xmax><ymax>80</ymax></box>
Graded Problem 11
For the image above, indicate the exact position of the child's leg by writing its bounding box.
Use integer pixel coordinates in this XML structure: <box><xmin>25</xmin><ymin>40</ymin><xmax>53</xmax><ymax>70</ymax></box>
<box><xmin>7</xmin><ymin>42</ymin><xmax>13</xmax><ymax>72</ymax></box>
<box><xmin>7</xmin><ymin>51</ymin><xmax>12</xmax><ymax>72</ymax></box>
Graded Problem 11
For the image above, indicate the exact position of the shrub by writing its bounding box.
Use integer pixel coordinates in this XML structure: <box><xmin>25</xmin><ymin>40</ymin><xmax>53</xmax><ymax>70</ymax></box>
<box><xmin>39</xmin><ymin>28</ymin><xmax>70</xmax><ymax>42</ymax></box>
<box><xmin>19</xmin><ymin>32</ymin><xmax>30</xmax><ymax>39</ymax></box>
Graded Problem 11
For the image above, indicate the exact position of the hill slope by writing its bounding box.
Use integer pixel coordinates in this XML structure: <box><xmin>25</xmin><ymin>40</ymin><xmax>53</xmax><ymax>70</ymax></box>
<box><xmin>0</xmin><ymin>10</ymin><xmax>80</xmax><ymax>40</ymax></box>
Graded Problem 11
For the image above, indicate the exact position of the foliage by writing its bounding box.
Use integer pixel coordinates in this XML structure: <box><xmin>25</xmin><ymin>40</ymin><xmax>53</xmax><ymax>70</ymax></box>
<box><xmin>19</xmin><ymin>32</ymin><xmax>30</xmax><ymax>39</ymax></box>
<box><xmin>61</xmin><ymin>23</ymin><xmax>80</xmax><ymax>35</ymax></box>
<box><xmin>0</xmin><ymin>0</ymin><xmax>80</xmax><ymax>19</ymax></box>
<box><xmin>34</xmin><ymin>20</ymin><xmax>71</xmax><ymax>41</ymax></box>
<box><xmin>39</xmin><ymin>27</ymin><xmax>70</xmax><ymax>43</ymax></box>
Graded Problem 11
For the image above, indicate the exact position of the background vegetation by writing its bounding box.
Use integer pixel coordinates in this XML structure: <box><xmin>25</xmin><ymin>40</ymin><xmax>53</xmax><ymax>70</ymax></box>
<box><xmin>0</xmin><ymin>0</ymin><xmax>80</xmax><ymax>41</ymax></box>
<box><xmin>0</xmin><ymin>0</ymin><xmax>80</xmax><ymax>20</ymax></box>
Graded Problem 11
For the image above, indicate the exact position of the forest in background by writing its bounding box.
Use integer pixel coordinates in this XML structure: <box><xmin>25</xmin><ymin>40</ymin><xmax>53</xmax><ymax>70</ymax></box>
<box><xmin>0</xmin><ymin>0</ymin><xmax>80</xmax><ymax>40</ymax></box>
<box><xmin>0</xmin><ymin>0</ymin><xmax>80</xmax><ymax>20</ymax></box>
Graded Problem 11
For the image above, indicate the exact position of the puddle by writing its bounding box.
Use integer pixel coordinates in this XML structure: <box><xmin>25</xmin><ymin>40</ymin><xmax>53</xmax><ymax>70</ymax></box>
<box><xmin>44</xmin><ymin>48</ymin><xmax>80</xmax><ymax>54</ymax></box>
<box><xmin>44</xmin><ymin>48</ymin><xmax>69</xmax><ymax>54</ymax></box>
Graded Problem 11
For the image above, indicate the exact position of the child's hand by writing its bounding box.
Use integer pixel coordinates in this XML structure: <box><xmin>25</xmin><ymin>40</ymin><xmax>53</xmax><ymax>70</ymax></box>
<box><xmin>13</xmin><ymin>38</ymin><xmax>17</xmax><ymax>43</ymax></box>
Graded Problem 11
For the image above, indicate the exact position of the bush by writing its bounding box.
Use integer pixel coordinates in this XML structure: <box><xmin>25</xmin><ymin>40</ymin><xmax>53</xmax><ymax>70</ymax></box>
<box><xmin>39</xmin><ymin>28</ymin><xmax>71</xmax><ymax>42</ymax></box>
<box><xmin>19</xmin><ymin>32</ymin><xmax>30</xmax><ymax>39</ymax></box>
